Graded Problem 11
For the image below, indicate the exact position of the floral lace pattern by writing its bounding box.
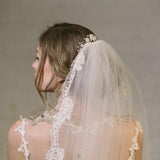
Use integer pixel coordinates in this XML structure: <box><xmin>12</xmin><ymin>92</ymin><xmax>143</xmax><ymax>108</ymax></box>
<box><xmin>14</xmin><ymin>116</ymin><xmax>30</xmax><ymax>160</ymax></box>
<box><xmin>128</xmin><ymin>121</ymin><xmax>143</xmax><ymax>160</ymax></box>
<box><xmin>63</xmin><ymin>115</ymin><xmax>116</xmax><ymax>135</ymax></box>
<box><xmin>46</xmin><ymin>97</ymin><xmax>74</xmax><ymax>160</ymax></box>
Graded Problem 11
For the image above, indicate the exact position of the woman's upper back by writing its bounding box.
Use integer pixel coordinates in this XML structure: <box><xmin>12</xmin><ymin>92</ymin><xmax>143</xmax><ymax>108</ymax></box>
<box><xmin>107</xmin><ymin>117</ymin><xmax>144</xmax><ymax>160</ymax></box>
<box><xmin>7</xmin><ymin>116</ymin><xmax>143</xmax><ymax>160</ymax></box>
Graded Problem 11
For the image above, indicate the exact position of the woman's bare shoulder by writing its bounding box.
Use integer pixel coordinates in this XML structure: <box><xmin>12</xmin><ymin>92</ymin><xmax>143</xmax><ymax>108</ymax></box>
<box><xmin>7</xmin><ymin>119</ymin><xmax>52</xmax><ymax>160</ymax></box>
<box><xmin>7</xmin><ymin>120</ymin><xmax>22</xmax><ymax>148</ymax></box>
<box><xmin>7</xmin><ymin>120</ymin><xmax>25</xmax><ymax>160</ymax></box>
<box><xmin>25</xmin><ymin>119</ymin><xmax>52</xmax><ymax>139</ymax></box>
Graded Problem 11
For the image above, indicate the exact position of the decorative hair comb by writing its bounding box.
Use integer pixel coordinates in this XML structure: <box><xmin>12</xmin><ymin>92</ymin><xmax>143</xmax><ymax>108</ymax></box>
<box><xmin>77</xmin><ymin>34</ymin><xmax>98</xmax><ymax>52</ymax></box>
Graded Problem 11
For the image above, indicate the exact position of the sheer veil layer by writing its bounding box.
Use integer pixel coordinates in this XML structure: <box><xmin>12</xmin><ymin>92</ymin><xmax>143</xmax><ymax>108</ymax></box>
<box><xmin>22</xmin><ymin>35</ymin><xmax>151</xmax><ymax>160</ymax></box>
<box><xmin>41</xmin><ymin>38</ymin><xmax>150</xmax><ymax>160</ymax></box>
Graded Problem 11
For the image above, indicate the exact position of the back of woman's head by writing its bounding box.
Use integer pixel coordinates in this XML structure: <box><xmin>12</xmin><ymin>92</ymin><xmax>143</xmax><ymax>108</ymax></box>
<box><xmin>36</xmin><ymin>22</ymin><xmax>96</xmax><ymax>99</ymax></box>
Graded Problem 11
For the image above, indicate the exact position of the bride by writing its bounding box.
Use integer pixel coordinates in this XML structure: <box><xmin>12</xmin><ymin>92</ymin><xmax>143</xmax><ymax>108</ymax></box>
<box><xmin>7</xmin><ymin>22</ymin><xmax>150</xmax><ymax>160</ymax></box>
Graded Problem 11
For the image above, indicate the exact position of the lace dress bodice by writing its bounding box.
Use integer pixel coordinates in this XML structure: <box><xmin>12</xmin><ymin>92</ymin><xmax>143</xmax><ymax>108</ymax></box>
<box><xmin>15</xmin><ymin>110</ymin><xmax>143</xmax><ymax>160</ymax></box>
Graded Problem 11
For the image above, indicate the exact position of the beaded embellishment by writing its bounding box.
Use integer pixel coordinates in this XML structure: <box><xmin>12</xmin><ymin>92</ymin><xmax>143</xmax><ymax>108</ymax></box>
<box><xmin>77</xmin><ymin>34</ymin><xmax>98</xmax><ymax>52</ymax></box>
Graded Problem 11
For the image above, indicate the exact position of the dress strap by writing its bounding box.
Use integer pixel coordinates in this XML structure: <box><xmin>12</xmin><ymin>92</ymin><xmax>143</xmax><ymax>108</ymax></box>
<box><xmin>14</xmin><ymin>116</ymin><xmax>30</xmax><ymax>160</ymax></box>
<box><xmin>128</xmin><ymin>120</ymin><xmax>143</xmax><ymax>160</ymax></box>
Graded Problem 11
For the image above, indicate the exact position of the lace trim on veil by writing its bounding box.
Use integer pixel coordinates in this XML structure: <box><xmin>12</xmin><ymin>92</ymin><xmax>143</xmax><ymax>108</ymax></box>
<box><xmin>46</xmin><ymin>37</ymin><xmax>87</xmax><ymax>160</ymax></box>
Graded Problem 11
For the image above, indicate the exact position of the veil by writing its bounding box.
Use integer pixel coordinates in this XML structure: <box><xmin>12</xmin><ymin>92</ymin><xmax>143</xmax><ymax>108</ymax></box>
<box><xmin>34</xmin><ymin>35</ymin><xmax>150</xmax><ymax>160</ymax></box>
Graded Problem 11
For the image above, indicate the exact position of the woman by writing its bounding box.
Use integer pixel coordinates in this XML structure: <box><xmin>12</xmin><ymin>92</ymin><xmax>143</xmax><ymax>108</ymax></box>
<box><xmin>7</xmin><ymin>22</ymin><xmax>150</xmax><ymax>160</ymax></box>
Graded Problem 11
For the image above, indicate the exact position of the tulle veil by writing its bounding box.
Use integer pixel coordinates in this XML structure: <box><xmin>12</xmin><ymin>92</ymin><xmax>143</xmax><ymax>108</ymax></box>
<box><xmin>32</xmin><ymin>35</ymin><xmax>150</xmax><ymax>160</ymax></box>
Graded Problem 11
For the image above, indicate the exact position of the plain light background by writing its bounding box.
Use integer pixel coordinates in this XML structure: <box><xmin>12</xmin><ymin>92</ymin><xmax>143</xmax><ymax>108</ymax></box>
<box><xmin>0</xmin><ymin>0</ymin><xmax>159</xmax><ymax>159</ymax></box>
